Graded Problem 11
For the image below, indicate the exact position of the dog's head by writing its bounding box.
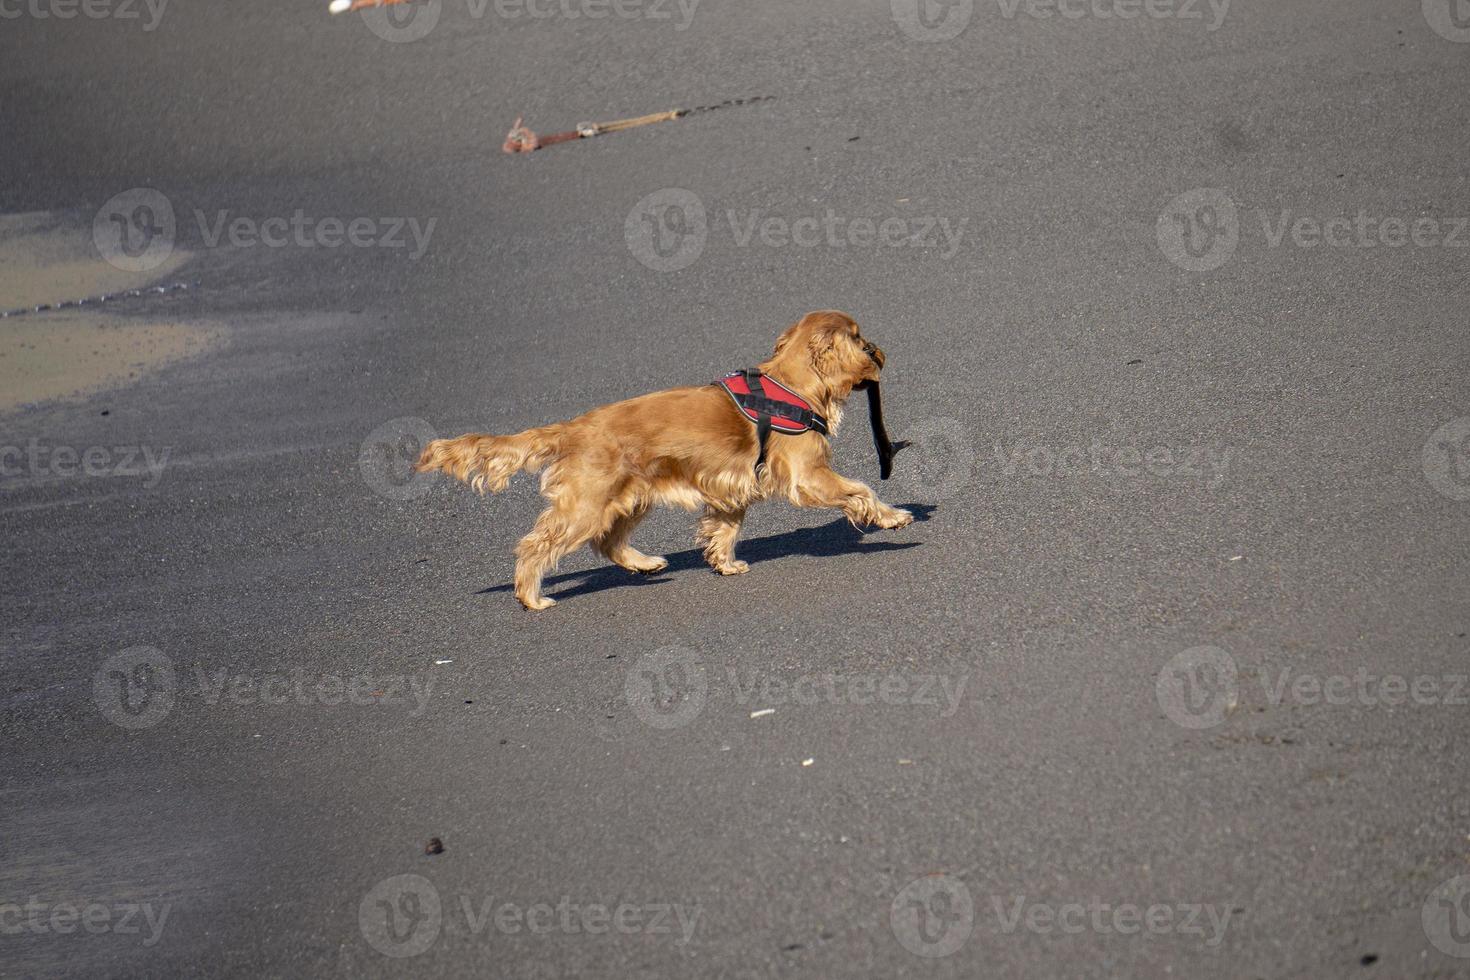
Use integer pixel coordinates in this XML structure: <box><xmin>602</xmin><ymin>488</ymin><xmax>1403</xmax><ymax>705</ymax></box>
<box><xmin>770</xmin><ymin>310</ymin><xmax>885</xmax><ymax>396</ymax></box>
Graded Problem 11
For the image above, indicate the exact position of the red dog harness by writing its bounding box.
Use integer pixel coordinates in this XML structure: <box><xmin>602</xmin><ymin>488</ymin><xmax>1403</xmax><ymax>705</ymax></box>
<box><xmin>717</xmin><ymin>369</ymin><xmax>830</xmax><ymax>473</ymax></box>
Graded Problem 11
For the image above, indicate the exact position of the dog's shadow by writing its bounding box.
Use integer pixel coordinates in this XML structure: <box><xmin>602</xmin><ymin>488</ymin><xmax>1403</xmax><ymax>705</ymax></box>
<box><xmin>477</xmin><ymin>504</ymin><xmax>935</xmax><ymax>602</ymax></box>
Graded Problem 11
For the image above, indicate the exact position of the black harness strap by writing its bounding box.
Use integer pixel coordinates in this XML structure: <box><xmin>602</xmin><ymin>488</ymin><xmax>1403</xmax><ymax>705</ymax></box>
<box><xmin>744</xmin><ymin>369</ymin><xmax>773</xmax><ymax>475</ymax></box>
<box><xmin>719</xmin><ymin>369</ymin><xmax>832</xmax><ymax>475</ymax></box>
<box><xmin>753</xmin><ymin>413</ymin><xmax>773</xmax><ymax>475</ymax></box>
<box><xmin>719</xmin><ymin>359</ymin><xmax>903</xmax><ymax>482</ymax></box>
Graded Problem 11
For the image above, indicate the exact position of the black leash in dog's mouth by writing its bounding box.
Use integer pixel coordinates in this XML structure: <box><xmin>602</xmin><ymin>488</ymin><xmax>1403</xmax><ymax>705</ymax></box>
<box><xmin>860</xmin><ymin>380</ymin><xmax>907</xmax><ymax>480</ymax></box>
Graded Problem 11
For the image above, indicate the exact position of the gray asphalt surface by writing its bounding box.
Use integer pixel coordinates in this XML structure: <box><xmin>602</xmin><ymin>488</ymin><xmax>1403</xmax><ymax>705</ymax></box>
<box><xmin>3</xmin><ymin>0</ymin><xmax>1469</xmax><ymax>976</ymax></box>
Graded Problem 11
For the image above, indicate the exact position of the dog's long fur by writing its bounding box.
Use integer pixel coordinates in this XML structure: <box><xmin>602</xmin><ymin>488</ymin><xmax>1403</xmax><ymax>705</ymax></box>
<box><xmin>416</xmin><ymin>311</ymin><xmax>913</xmax><ymax>609</ymax></box>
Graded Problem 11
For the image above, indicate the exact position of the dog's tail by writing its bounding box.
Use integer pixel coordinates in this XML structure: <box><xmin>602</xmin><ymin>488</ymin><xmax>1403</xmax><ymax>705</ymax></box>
<box><xmin>415</xmin><ymin>424</ymin><xmax>565</xmax><ymax>494</ymax></box>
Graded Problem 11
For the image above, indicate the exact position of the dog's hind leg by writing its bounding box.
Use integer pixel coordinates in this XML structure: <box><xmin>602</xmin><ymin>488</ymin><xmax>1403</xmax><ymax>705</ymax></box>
<box><xmin>697</xmin><ymin>506</ymin><xmax>749</xmax><ymax>575</ymax></box>
<box><xmin>595</xmin><ymin>506</ymin><xmax>668</xmax><ymax>575</ymax></box>
<box><xmin>514</xmin><ymin>498</ymin><xmax>614</xmax><ymax>610</ymax></box>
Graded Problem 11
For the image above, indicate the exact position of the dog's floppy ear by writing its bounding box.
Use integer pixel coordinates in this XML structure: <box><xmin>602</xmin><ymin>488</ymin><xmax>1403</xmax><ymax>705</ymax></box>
<box><xmin>808</xmin><ymin>326</ymin><xmax>840</xmax><ymax>377</ymax></box>
<box><xmin>772</xmin><ymin>321</ymin><xmax>802</xmax><ymax>359</ymax></box>
<box><xmin>802</xmin><ymin>311</ymin><xmax>851</xmax><ymax>377</ymax></box>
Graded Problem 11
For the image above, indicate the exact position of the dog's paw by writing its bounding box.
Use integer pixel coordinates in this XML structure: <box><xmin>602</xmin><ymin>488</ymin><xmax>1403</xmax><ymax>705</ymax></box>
<box><xmin>633</xmin><ymin>556</ymin><xmax>669</xmax><ymax>575</ymax></box>
<box><xmin>519</xmin><ymin>595</ymin><xmax>557</xmax><ymax>611</ymax></box>
<box><xmin>714</xmin><ymin>560</ymin><xmax>750</xmax><ymax>576</ymax></box>
<box><xmin>879</xmin><ymin>509</ymin><xmax>914</xmax><ymax>530</ymax></box>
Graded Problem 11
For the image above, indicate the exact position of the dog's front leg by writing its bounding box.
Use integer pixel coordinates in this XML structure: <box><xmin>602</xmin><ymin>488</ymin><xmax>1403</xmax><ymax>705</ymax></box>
<box><xmin>793</xmin><ymin>465</ymin><xmax>913</xmax><ymax>529</ymax></box>
<box><xmin>697</xmin><ymin>506</ymin><xmax>749</xmax><ymax>575</ymax></box>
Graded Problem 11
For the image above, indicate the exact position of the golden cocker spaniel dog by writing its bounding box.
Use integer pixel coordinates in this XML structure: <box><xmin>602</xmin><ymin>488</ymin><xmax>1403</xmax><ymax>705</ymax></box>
<box><xmin>416</xmin><ymin>310</ymin><xmax>912</xmax><ymax>609</ymax></box>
